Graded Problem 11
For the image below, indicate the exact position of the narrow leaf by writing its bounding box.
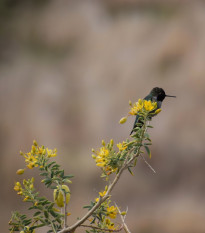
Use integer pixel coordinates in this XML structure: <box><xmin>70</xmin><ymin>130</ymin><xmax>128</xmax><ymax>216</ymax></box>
<box><xmin>144</xmin><ymin>145</ymin><xmax>151</xmax><ymax>158</ymax></box>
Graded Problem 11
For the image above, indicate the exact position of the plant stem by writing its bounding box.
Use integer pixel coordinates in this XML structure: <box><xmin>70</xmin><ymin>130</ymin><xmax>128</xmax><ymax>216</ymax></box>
<box><xmin>58</xmin><ymin>114</ymin><xmax>148</xmax><ymax>233</ymax></box>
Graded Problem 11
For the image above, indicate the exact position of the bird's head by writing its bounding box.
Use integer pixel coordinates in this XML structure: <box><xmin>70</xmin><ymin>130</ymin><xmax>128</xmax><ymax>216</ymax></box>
<box><xmin>150</xmin><ymin>87</ymin><xmax>176</xmax><ymax>101</ymax></box>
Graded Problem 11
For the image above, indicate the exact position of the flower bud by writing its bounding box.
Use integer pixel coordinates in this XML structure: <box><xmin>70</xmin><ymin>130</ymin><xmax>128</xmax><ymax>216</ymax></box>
<box><xmin>119</xmin><ymin>117</ymin><xmax>127</xmax><ymax>124</ymax></box>
<box><xmin>102</xmin><ymin>140</ymin><xmax>106</xmax><ymax>146</ymax></box>
<box><xmin>129</xmin><ymin>100</ymin><xmax>132</xmax><ymax>106</ymax></box>
<box><xmin>19</xmin><ymin>151</ymin><xmax>24</xmax><ymax>156</ymax></box>
<box><xmin>33</xmin><ymin>140</ymin><xmax>38</xmax><ymax>146</ymax></box>
<box><xmin>110</xmin><ymin>139</ymin><xmax>114</xmax><ymax>146</ymax></box>
<box><xmin>121</xmin><ymin>211</ymin><xmax>127</xmax><ymax>216</ymax></box>
<box><xmin>155</xmin><ymin>108</ymin><xmax>161</xmax><ymax>114</ymax></box>
<box><xmin>16</xmin><ymin>169</ymin><xmax>25</xmax><ymax>175</ymax></box>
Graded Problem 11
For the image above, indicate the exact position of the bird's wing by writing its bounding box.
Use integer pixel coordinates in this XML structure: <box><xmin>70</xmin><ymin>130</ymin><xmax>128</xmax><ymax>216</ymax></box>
<box><xmin>143</xmin><ymin>94</ymin><xmax>152</xmax><ymax>101</ymax></box>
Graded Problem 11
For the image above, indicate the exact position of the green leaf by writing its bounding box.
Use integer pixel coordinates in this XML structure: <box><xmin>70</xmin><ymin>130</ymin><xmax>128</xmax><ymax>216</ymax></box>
<box><xmin>144</xmin><ymin>145</ymin><xmax>151</xmax><ymax>158</ymax></box>
<box><xmin>145</xmin><ymin>138</ymin><xmax>151</xmax><ymax>142</ymax></box>
<box><xmin>128</xmin><ymin>167</ymin><xmax>134</xmax><ymax>175</ymax></box>
<box><xmin>33</xmin><ymin>211</ymin><xmax>41</xmax><ymax>217</ymax></box>
<box><xmin>40</xmin><ymin>172</ymin><xmax>49</xmax><ymax>177</ymax></box>
<box><xmin>63</xmin><ymin>175</ymin><xmax>74</xmax><ymax>179</ymax></box>
<box><xmin>47</xmin><ymin>161</ymin><xmax>56</xmax><ymax>168</ymax></box>
<box><xmin>144</xmin><ymin>143</ymin><xmax>152</xmax><ymax>146</ymax></box>
<box><xmin>50</xmin><ymin>210</ymin><xmax>58</xmax><ymax>218</ymax></box>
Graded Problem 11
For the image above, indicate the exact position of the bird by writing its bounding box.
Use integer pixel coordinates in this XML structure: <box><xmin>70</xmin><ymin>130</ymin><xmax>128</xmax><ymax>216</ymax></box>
<box><xmin>130</xmin><ymin>87</ymin><xmax>176</xmax><ymax>135</ymax></box>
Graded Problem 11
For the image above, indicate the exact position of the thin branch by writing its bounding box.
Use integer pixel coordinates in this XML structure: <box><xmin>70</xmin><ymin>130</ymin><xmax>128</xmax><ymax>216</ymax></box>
<box><xmin>115</xmin><ymin>205</ymin><xmax>131</xmax><ymax>233</ymax></box>
<box><xmin>81</xmin><ymin>224</ymin><xmax>124</xmax><ymax>232</ymax></box>
<box><xmin>58</xmin><ymin>115</ymin><xmax>149</xmax><ymax>233</ymax></box>
<box><xmin>63</xmin><ymin>190</ymin><xmax>68</xmax><ymax>228</ymax></box>
<box><xmin>140</xmin><ymin>154</ymin><xmax>156</xmax><ymax>174</ymax></box>
<box><xmin>58</xmin><ymin>155</ymin><xmax>130</xmax><ymax>233</ymax></box>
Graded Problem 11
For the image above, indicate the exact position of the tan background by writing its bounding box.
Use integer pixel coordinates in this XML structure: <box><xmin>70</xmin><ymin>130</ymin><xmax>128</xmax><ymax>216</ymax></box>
<box><xmin>1</xmin><ymin>1</ymin><xmax>205</xmax><ymax>232</ymax></box>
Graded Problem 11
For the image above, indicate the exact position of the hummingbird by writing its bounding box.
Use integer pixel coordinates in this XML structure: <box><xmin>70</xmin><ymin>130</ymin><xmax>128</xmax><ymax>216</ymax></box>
<box><xmin>130</xmin><ymin>87</ymin><xmax>176</xmax><ymax>135</ymax></box>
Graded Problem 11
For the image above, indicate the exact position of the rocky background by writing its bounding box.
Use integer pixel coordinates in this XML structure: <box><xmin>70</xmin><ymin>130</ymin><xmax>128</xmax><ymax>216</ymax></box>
<box><xmin>1</xmin><ymin>1</ymin><xmax>205</xmax><ymax>232</ymax></box>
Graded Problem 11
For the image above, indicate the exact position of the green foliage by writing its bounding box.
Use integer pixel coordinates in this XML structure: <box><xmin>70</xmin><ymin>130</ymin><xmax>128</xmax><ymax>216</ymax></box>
<box><xmin>9</xmin><ymin>98</ymin><xmax>159</xmax><ymax>233</ymax></box>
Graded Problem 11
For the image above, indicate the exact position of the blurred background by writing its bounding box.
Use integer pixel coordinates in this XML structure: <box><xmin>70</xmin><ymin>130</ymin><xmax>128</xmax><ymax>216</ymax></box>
<box><xmin>1</xmin><ymin>0</ymin><xmax>205</xmax><ymax>232</ymax></box>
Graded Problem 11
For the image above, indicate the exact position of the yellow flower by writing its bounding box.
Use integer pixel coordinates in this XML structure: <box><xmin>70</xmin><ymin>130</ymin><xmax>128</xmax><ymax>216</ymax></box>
<box><xmin>16</xmin><ymin>169</ymin><xmax>25</xmax><ymax>175</ymax></box>
<box><xmin>14</xmin><ymin>182</ymin><xmax>22</xmax><ymax>192</ymax></box>
<box><xmin>129</xmin><ymin>99</ymin><xmax>143</xmax><ymax>115</ymax></box>
<box><xmin>94</xmin><ymin>147</ymin><xmax>110</xmax><ymax>168</ymax></box>
<box><xmin>29</xmin><ymin>183</ymin><xmax>34</xmax><ymax>190</ymax></box>
<box><xmin>99</xmin><ymin>147</ymin><xmax>109</xmax><ymax>157</ymax></box>
<box><xmin>96</xmin><ymin>160</ymin><xmax>106</xmax><ymax>167</ymax></box>
<box><xmin>27</xmin><ymin>162</ymin><xmax>36</xmax><ymax>169</ymax></box>
<box><xmin>107</xmin><ymin>206</ymin><xmax>118</xmax><ymax>219</ymax></box>
<box><xmin>143</xmin><ymin>100</ymin><xmax>157</xmax><ymax>112</ymax></box>
<box><xmin>46</xmin><ymin>148</ymin><xmax>57</xmax><ymax>157</ymax></box>
<box><xmin>31</xmin><ymin>145</ymin><xmax>36</xmax><ymax>154</ymax></box>
<box><xmin>117</xmin><ymin>142</ymin><xmax>127</xmax><ymax>151</ymax></box>
<box><xmin>105</xmin><ymin>218</ymin><xmax>115</xmax><ymax>229</ymax></box>
<box><xmin>99</xmin><ymin>190</ymin><xmax>106</xmax><ymax>197</ymax></box>
<box><xmin>23</xmin><ymin>196</ymin><xmax>29</xmax><ymax>202</ymax></box>
<box><xmin>25</xmin><ymin>154</ymin><xmax>38</xmax><ymax>169</ymax></box>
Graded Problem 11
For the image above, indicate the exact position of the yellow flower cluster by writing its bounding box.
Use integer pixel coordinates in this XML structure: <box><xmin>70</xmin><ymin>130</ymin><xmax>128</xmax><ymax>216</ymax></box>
<box><xmin>129</xmin><ymin>99</ymin><xmax>157</xmax><ymax>115</ymax></box>
<box><xmin>92</xmin><ymin>139</ymin><xmax>117</xmax><ymax>176</ymax></box>
<box><xmin>14</xmin><ymin>182</ymin><xmax>23</xmax><ymax>195</ymax></box>
<box><xmin>18</xmin><ymin>140</ymin><xmax>57</xmax><ymax>171</ymax></box>
<box><xmin>106</xmin><ymin>206</ymin><xmax>118</xmax><ymax>219</ymax></box>
<box><xmin>119</xmin><ymin>99</ymin><xmax>161</xmax><ymax>125</ymax></box>
<box><xmin>92</xmin><ymin>187</ymin><xmax>118</xmax><ymax>230</ymax></box>
<box><xmin>95</xmin><ymin>187</ymin><xmax>118</xmax><ymax>219</ymax></box>
<box><xmin>14</xmin><ymin>178</ymin><xmax>35</xmax><ymax>202</ymax></box>
<box><xmin>117</xmin><ymin>141</ymin><xmax>127</xmax><ymax>151</ymax></box>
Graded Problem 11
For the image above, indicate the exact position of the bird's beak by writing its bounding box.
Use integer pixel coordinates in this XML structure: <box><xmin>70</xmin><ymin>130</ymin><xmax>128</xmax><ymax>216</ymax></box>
<box><xmin>165</xmin><ymin>95</ymin><xmax>176</xmax><ymax>98</ymax></box>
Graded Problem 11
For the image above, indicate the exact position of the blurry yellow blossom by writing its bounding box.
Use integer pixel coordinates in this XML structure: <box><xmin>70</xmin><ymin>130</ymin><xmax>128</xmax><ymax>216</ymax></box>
<box><xmin>144</xmin><ymin>100</ymin><xmax>157</xmax><ymax>112</ymax></box>
<box><xmin>107</xmin><ymin>206</ymin><xmax>118</xmax><ymax>219</ymax></box>
<box><xmin>129</xmin><ymin>99</ymin><xmax>158</xmax><ymax>116</ymax></box>
<box><xmin>99</xmin><ymin>190</ymin><xmax>106</xmax><ymax>197</ymax></box>
<box><xmin>105</xmin><ymin>218</ymin><xmax>115</xmax><ymax>230</ymax></box>
<box><xmin>129</xmin><ymin>99</ymin><xmax>143</xmax><ymax>115</ymax></box>
<box><xmin>117</xmin><ymin>141</ymin><xmax>127</xmax><ymax>151</ymax></box>
<box><xmin>46</xmin><ymin>148</ymin><xmax>57</xmax><ymax>158</ymax></box>
<box><xmin>16</xmin><ymin>169</ymin><xmax>25</xmax><ymax>175</ymax></box>
<box><xmin>23</xmin><ymin>196</ymin><xmax>29</xmax><ymax>202</ymax></box>
<box><xmin>14</xmin><ymin>182</ymin><xmax>22</xmax><ymax>192</ymax></box>
<box><xmin>92</xmin><ymin>141</ymin><xmax>118</xmax><ymax>176</ymax></box>
<box><xmin>95</xmin><ymin>147</ymin><xmax>109</xmax><ymax>167</ymax></box>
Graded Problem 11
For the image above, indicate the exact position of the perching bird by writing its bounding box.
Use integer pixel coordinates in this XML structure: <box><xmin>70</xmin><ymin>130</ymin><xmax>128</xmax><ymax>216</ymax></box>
<box><xmin>130</xmin><ymin>87</ymin><xmax>176</xmax><ymax>135</ymax></box>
